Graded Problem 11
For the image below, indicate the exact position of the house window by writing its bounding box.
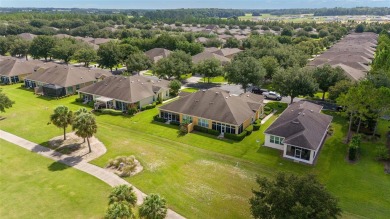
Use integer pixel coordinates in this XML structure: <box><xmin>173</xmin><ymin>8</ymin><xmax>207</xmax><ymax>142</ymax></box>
<box><xmin>270</xmin><ymin>135</ymin><xmax>284</xmax><ymax>145</ymax></box>
<box><xmin>198</xmin><ymin>118</ymin><xmax>208</xmax><ymax>128</ymax></box>
<box><xmin>166</xmin><ymin>91</ymin><xmax>169</xmax><ymax>96</ymax></box>
<box><xmin>67</xmin><ymin>86</ymin><xmax>74</xmax><ymax>94</ymax></box>
<box><xmin>182</xmin><ymin>115</ymin><xmax>193</xmax><ymax>123</ymax></box>
<box><xmin>76</xmin><ymin>84</ymin><xmax>80</xmax><ymax>90</ymax></box>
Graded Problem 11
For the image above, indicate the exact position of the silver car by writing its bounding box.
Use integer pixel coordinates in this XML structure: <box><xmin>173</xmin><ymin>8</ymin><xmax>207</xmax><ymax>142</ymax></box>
<box><xmin>263</xmin><ymin>91</ymin><xmax>282</xmax><ymax>101</ymax></box>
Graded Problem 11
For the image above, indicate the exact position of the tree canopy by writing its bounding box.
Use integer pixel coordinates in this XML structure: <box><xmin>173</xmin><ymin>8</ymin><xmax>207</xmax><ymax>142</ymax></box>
<box><xmin>194</xmin><ymin>58</ymin><xmax>224</xmax><ymax>83</ymax></box>
<box><xmin>153</xmin><ymin>50</ymin><xmax>192</xmax><ymax>80</ymax></box>
<box><xmin>250</xmin><ymin>172</ymin><xmax>341</xmax><ymax>219</ymax></box>
<box><xmin>97</xmin><ymin>41</ymin><xmax>121</xmax><ymax>71</ymax></box>
<box><xmin>125</xmin><ymin>52</ymin><xmax>152</xmax><ymax>74</ymax></box>
<box><xmin>313</xmin><ymin>64</ymin><xmax>348</xmax><ymax>100</ymax></box>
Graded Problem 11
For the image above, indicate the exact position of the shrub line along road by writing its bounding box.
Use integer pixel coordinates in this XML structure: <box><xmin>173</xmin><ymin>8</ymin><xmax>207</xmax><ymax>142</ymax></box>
<box><xmin>0</xmin><ymin>129</ymin><xmax>185</xmax><ymax>219</ymax></box>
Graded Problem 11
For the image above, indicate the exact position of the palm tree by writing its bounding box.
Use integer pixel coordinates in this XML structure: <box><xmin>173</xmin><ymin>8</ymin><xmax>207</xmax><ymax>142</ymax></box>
<box><xmin>105</xmin><ymin>202</ymin><xmax>133</xmax><ymax>219</ymax></box>
<box><xmin>108</xmin><ymin>185</ymin><xmax>137</xmax><ymax>207</ymax></box>
<box><xmin>72</xmin><ymin>112</ymin><xmax>97</xmax><ymax>153</ymax></box>
<box><xmin>50</xmin><ymin>106</ymin><xmax>73</xmax><ymax>140</ymax></box>
<box><xmin>139</xmin><ymin>194</ymin><xmax>167</xmax><ymax>219</ymax></box>
<box><xmin>73</xmin><ymin>107</ymin><xmax>89</xmax><ymax>142</ymax></box>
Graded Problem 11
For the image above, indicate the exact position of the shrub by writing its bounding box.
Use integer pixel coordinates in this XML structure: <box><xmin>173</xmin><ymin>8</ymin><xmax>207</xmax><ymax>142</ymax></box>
<box><xmin>374</xmin><ymin>145</ymin><xmax>390</xmax><ymax>161</ymax></box>
<box><xmin>106</xmin><ymin>156</ymin><xmax>137</xmax><ymax>177</ymax></box>
<box><xmin>75</xmin><ymin>97</ymin><xmax>83</xmax><ymax>103</ymax></box>
<box><xmin>253</xmin><ymin>119</ymin><xmax>261</xmax><ymax>131</ymax></box>
<box><xmin>208</xmin><ymin>129</ymin><xmax>220</xmax><ymax>136</ymax></box>
<box><xmin>128</xmin><ymin>107</ymin><xmax>138</xmax><ymax>116</ymax></box>
<box><xmin>194</xmin><ymin>125</ymin><xmax>208</xmax><ymax>133</ymax></box>
<box><xmin>224</xmin><ymin>131</ymin><xmax>247</xmax><ymax>141</ymax></box>
<box><xmin>179</xmin><ymin>124</ymin><xmax>188</xmax><ymax>134</ymax></box>
<box><xmin>264</xmin><ymin>106</ymin><xmax>273</xmax><ymax>115</ymax></box>
<box><xmin>87</xmin><ymin>101</ymin><xmax>95</xmax><ymax>108</ymax></box>
<box><xmin>101</xmin><ymin>109</ymin><xmax>123</xmax><ymax>115</ymax></box>
<box><xmin>348</xmin><ymin>134</ymin><xmax>361</xmax><ymax>161</ymax></box>
<box><xmin>153</xmin><ymin>115</ymin><xmax>166</xmax><ymax>123</ymax></box>
<box><xmin>170</xmin><ymin>120</ymin><xmax>180</xmax><ymax>126</ymax></box>
<box><xmin>245</xmin><ymin>125</ymin><xmax>253</xmax><ymax>136</ymax></box>
<box><xmin>141</xmin><ymin>102</ymin><xmax>156</xmax><ymax>111</ymax></box>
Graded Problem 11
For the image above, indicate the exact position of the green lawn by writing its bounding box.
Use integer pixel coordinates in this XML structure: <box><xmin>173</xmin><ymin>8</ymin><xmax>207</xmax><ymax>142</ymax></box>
<box><xmin>180</xmin><ymin>87</ymin><xmax>199</xmax><ymax>93</ymax></box>
<box><xmin>143</xmin><ymin>70</ymin><xmax>154</xmax><ymax>76</ymax></box>
<box><xmin>0</xmin><ymin>139</ymin><xmax>111</xmax><ymax>219</ymax></box>
<box><xmin>198</xmin><ymin>76</ymin><xmax>227</xmax><ymax>83</ymax></box>
<box><xmin>1</xmin><ymin>83</ymin><xmax>390</xmax><ymax>219</ymax></box>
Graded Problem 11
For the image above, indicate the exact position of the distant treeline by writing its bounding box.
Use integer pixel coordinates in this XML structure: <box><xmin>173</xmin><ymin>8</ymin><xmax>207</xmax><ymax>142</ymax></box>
<box><xmin>1</xmin><ymin>7</ymin><xmax>390</xmax><ymax>18</ymax></box>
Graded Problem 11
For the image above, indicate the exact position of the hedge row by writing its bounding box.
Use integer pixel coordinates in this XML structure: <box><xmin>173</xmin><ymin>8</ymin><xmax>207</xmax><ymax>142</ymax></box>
<box><xmin>141</xmin><ymin>102</ymin><xmax>157</xmax><ymax>111</ymax></box>
<box><xmin>193</xmin><ymin>125</ymin><xmax>220</xmax><ymax>136</ymax></box>
<box><xmin>245</xmin><ymin>125</ymin><xmax>253</xmax><ymax>136</ymax></box>
<box><xmin>253</xmin><ymin>119</ymin><xmax>261</xmax><ymax>131</ymax></box>
<box><xmin>97</xmin><ymin>109</ymin><xmax>123</xmax><ymax>115</ymax></box>
<box><xmin>170</xmin><ymin>121</ymin><xmax>180</xmax><ymax>126</ymax></box>
<box><xmin>224</xmin><ymin>131</ymin><xmax>247</xmax><ymax>141</ymax></box>
<box><xmin>348</xmin><ymin>134</ymin><xmax>361</xmax><ymax>161</ymax></box>
<box><xmin>153</xmin><ymin>115</ymin><xmax>166</xmax><ymax>123</ymax></box>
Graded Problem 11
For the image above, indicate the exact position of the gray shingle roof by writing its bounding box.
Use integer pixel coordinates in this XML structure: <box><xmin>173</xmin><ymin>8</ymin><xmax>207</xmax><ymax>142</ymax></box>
<box><xmin>145</xmin><ymin>48</ymin><xmax>172</xmax><ymax>63</ymax></box>
<box><xmin>212</xmin><ymin>48</ymin><xmax>243</xmax><ymax>57</ymax></box>
<box><xmin>0</xmin><ymin>58</ymin><xmax>38</xmax><ymax>77</ymax></box>
<box><xmin>78</xmin><ymin>75</ymin><xmax>169</xmax><ymax>103</ymax></box>
<box><xmin>159</xmin><ymin>88</ymin><xmax>264</xmax><ymax>125</ymax></box>
<box><xmin>308</xmin><ymin>32</ymin><xmax>377</xmax><ymax>81</ymax></box>
<box><xmin>26</xmin><ymin>65</ymin><xmax>109</xmax><ymax>87</ymax></box>
<box><xmin>265</xmin><ymin>101</ymin><xmax>332</xmax><ymax>150</ymax></box>
<box><xmin>192</xmin><ymin>52</ymin><xmax>230</xmax><ymax>65</ymax></box>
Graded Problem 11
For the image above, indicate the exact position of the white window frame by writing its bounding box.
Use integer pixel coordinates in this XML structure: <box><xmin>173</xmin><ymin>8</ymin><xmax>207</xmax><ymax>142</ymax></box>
<box><xmin>270</xmin><ymin>135</ymin><xmax>284</xmax><ymax>145</ymax></box>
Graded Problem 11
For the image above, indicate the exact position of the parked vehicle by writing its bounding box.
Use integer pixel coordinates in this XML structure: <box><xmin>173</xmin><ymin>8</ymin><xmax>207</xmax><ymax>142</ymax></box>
<box><xmin>263</xmin><ymin>91</ymin><xmax>282</xmax><ymax>101</ymax></box>
<box><xmin>251</xmin><ymin>87</ymin><xmax>268</xmax><ymax>95</ymax></box>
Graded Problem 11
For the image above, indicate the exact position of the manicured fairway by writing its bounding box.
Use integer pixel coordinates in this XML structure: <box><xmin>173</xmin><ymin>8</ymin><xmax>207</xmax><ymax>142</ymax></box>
<box><xmin>0</xmin><ymin>139</ymin><xmax>111</xmax><ymax>219</ymax></box>
<box><xmin>1</xmin><ymin>84</ymin><xmax>390</xmax><ymax>219</ymax></box>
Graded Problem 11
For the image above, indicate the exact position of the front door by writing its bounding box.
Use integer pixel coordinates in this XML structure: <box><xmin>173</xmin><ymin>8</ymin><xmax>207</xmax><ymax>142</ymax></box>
<box><xmin>294</xmin><ymin>148</ymin><xmax>302</xmax><ymax>159</ymax></box>
<box><xmin>168</xmin><ymin>113</ymin><xmax>172</xmax><ymax>121</ymax></box>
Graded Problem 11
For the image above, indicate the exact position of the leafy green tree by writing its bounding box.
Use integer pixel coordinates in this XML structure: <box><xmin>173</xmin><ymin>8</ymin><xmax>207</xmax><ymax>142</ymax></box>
<box><xmin>273</xmin><ymin>67</ymin><xmax>318</xmax><ymax>104</ymax></box>
<box><xmin>224</xmin><ymin>37</ymin><xmax>240</xmax><ymax>48</ymax></box>
<box><xmin>0</xmin><ymin>37</ymin><xmax>10</xmax><ymax>55</ymax></box>
<box><xmin>108</xmin><ymin>185</ymin><xmax>137</xmax><ymax>207</ymax></box>
<box><xmin>9</xmin><ymin>38</ymin><xmax>31</xmax><ymax>60</ymax></box>
<box><xmin>176</xmin><ymin>41</ymin><xmax>204</xmax><ymax>56</ymax></box>
<box><xmin>319</xmin><ymin>29</ymin><xmax>329</xmax><ymax>38</ymax></box>
<box><xmin>29</xmin><ymin>35</ymin><xmax>56</xmax><ymax>61</ymax></box>
<box><xmin>153</xmin><ymin>50</ymin><xmax>192</xmax><ymax>80</ymax></box>
<box><xmin>0</xmin><ymin>89</ymin><xmax>14</xmax><ymax>113</ymax></box>
<box><xmin>204</xmin><ymin>38</ymin><xmax>223</xmax><ymax>48</ymax></box>
<box><xmin>125</xmin><ymin>52</ymin><xmax>152</xmax><ymax>74</ymax></box>
<box><xmin>97</xmin><ymin>41</ymin><xmax>121</xmax><ymax>71</ymax></box>
<box><xmin>50</xmin><ymin>38</ymin><xmax>80</xmax><ymax>64</ymax></box>
<box><xmin>168</xmin><ymin>80</ymin><xmax>181</xmax><ymax>97</ymax></box>
<box><xmin>139</xmin><ymin>194</ymin><xmax>167</xmax><ymax>219</ymax></box>
<box><xmin>313</xmin><ymin>65</ymin><xmax>347</xmax><ymax>100</ymax></box>
<box><xmin>105</xmin><ymin>202</ymin><xmax>133</xmax><ymax>219</ymax></box>
<box><xmin>72</xmin><ymin>47</ymin><xmax>98</xmax><ymax>67</ymax></box>
<box><xmin>328</xmin><ymin>80</ymin><xmax>355</xmax><ymax>101</ymax></box>
<box><xmin>259</xmin><ymin>56</ymin><xmax>279</xmax><ymax>79</ymax></box>
<box><xmin>281</xmin><ymin>27</ymin><xmax>293</xmax><ymax>36</ymax></box>
<box><xmin>225</xmin><ymin>57</ymin><xmax>266</xmax><ymax>92</ymax></box>
<box><xmin>50</xmin><ymin>106</ymin><xmax>73</xmax><ymax>140</ymax></box>
<box><xmin>72</xmin><ymin>112</ymin><xmax>97</xmax><ymax>153</ymax></box>
<box><xmin>250</xmin><ymin>172</ymin><xmax>341</xmax><ymax>219</ymax></box>
<box><xmin>194</xmin><ymin>58</ymin><xmax>224</xmax><ymax>83</ymax></box>
<box><xmin>337</xmin><ymin>81</ymin><xmax>375</xmax><ymax>142</ymax></box>
<box><xmin>355</xmin><ymin>24</ymin><xmax>365</xmax><ymax>33</ymax></box>
<box><xmin>119</xmin><ymin>43</ymin><xmax>140</xmax><ymax>63</ymax></box>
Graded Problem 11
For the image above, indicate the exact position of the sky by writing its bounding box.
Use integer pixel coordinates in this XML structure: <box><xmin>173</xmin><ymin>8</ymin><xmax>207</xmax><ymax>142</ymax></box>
<box><xmin>1</xmin><ymin>0</ymin><xmax>389</xmax><ymax>9</ymax></box>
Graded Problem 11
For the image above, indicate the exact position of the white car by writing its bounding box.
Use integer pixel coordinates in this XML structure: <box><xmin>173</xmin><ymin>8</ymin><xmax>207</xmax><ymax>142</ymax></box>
<box><xmin>263</xmin><ymin>91</ymin><xmax>282</xmax><ymax>101</ymax></box>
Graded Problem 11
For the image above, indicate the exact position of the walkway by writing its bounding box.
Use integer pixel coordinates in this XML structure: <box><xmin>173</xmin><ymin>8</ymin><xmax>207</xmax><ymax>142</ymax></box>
<box><xmin>0</xmin><ymin>130</ymin><xmax>184</xmax><ymax>219</ymax></box>
<box><xmin>261</xmin><ymin>110</ymin><xmax>277</xmax><ymax>125</ymax></box>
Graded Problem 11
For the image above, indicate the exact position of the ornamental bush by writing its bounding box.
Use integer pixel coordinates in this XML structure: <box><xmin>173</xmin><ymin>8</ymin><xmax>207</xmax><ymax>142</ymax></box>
<box><xmin>225</xmin><ymin>131</ymin><xmax>247</xmax><ymax>141</ymax></box>
<box><xmin>245</xmin><ymin>125</ymin><xmax>254</xmax><ymax>135</ymax></box>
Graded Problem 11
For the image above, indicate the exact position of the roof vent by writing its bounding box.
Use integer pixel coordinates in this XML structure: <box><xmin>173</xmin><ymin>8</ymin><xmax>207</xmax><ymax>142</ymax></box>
<box><xmin>310</xmin><ymin>110</ymin><xmax>314</xmax><ymax>113</ymax></box>
<box><xmin>210</xmin><ymin>102</ymin><xmax>214</xmax><ymax>104</ymax></box>
<box><xmin>141</xmin><ymin>83</ymin><xmax>144</xmax><ymax>85</ymax></box>
<box><xmin>131</xmin><ymin>81</ymin><xmax>134</xmax><ymax>83</ymax></box>
<box><xmin>302</xmin><ymin>113</ymin><xmax>305</xmax><ymax>116</ymax></box>
<box><xmin>298</xmin><ymin>112</ymin><xmax>301</xmax><ymax>115</ymax></box>
<box><xmin>215</xmin><ymin>92</ymin><xmax>219</xmax><ymax>95</ymax></box>
<box><xmin>292</xmin><ymin>121</ymin><xmax>300</xmax><ymax>124</ymax></box>
<box><xmin>195</xmin><ymin>100</ymin><xmax>199</xmax><ymax>102</ymax></box>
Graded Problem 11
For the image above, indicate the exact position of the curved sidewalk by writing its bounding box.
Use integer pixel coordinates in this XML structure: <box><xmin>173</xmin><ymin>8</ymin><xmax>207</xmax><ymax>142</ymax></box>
<box><xmin>0</xmin><ymin>130</ymin><xmax>184</xmax><ymax>219</ymax></box>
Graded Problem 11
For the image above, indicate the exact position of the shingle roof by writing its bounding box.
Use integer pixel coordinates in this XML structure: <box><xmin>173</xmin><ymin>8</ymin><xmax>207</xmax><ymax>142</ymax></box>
<box><xmin>308</xmin><ymin>32</ymin><xmax>377</xmax><ymax>81</ymax></box>
<box><xmin>192</xmin><ymin>52</ymin><xmax>230</xmax><ymax>65</ymax></box>
<box><xmin>265</xmin><ymin>101</ymin><xmax>332</xmax><ymax>150</ymax></box>
<box><xmin>212</xmin><ymin>48</ymin><xmax>243</xmax><ymax>57</ymax></box>
<box><xmin>159</xmin><ymin>88</ymin><xmax>264</xmax><ymax>125</ymax></box>
<box><xmin>17</xmin><ymin>33</ymin><xmax>37</xmax><ymax>41</ymax></box>
<box><xmin>78</xmin><ymin>75</ymin><xmax>169</xmax><ymax>103</ymax></box>
<box><xmin>26</xmin><ymin>65</ymin><xmax>108</xmax><ymax>87</ymax></box>
<box><xmin>145</xmin><ymin>48</ymin><xmax>172</xmax><ymax>63</ymax></box>
<box><xmin>0</xmin><ymin>58</ymin><xmax>38</xmax><ymax>76</ymax></box>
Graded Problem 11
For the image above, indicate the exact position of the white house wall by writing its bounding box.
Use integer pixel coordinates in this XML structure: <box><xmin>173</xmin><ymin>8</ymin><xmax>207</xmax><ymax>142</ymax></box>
<box><xmin>139</xmin><ymin>95</ymin><xmax>155</xmax><ymax>107</ymax></box>
<box><xmin>264</xmin><ymin>134</ymin><xmax>284</xmax><ymax>150</ymax></box>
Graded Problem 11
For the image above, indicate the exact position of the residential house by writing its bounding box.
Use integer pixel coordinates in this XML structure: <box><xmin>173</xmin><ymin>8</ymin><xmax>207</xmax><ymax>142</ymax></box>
<box><xmin>192</xmin><ymin>51</ymin><xmax>230</xmax><ymax>65</ymax></box>
<box><xmin>264</xmin><ymin>101</ymin><xmax>333</xmax><ymax>164</ymax></box>
<box><xmin>25</xmin><ymin>65</ymin><xmax>110</xmax><ymax>97</ymax></box>
<box><xmin>159</xmin><ymin>88</ymin><xmax>264</xmax><ymax>135</ymax></box>
<box><xmin>0</xmin><ymin>58</ymin><xmax>38</xmax><ymax>84</ymax></box>
<box><xmin>78</xmin><ymin>75</ymin><xmax>170</xmax><ymax>111</ymax></box>
<box><xmin>145</xmin><ymin>48</ymin><xmax>172</xmax><ymax>63</ymax></box>
<box><xmin>17</xmin><ymin>33</ymin><xmax>37</xmax><ymax>41</ymax></box>
<box><xmin>212</xmin><ymin>48</ymin><xmax>243</xmax><ymax>59</ymax></box>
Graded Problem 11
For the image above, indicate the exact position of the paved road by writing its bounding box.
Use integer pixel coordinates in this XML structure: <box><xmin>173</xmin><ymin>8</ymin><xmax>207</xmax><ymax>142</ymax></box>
<box><xmin>0</xmin><ymin>130</ymin><xmax>185</xmax><ymax>219</ymax></box>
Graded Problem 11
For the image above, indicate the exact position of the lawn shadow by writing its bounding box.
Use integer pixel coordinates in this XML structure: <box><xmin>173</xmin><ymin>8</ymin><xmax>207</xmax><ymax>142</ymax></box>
<box><xmin>48</xmin><ymin>161</ymin><xmax>70</xmax><ymax>171</ymax></box>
